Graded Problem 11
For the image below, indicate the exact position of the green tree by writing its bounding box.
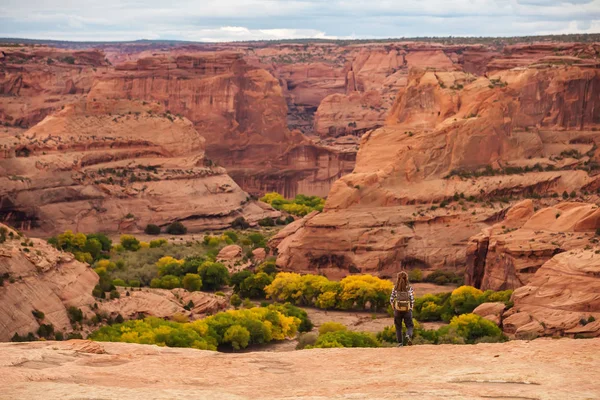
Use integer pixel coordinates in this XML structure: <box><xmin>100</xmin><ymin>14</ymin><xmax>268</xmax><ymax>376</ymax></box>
<box><xmin>198</xmin><ymin>262</ymin><xmax>229</xmax><ymax>291</ymax></box>
<box><xmin>230</xmin><ymin>294</ymin><xmax>242</xmax><ymax>308</ymax></box>
<box><xmin>120</xmin><ymin>235</ymin><xmax>141</xmax><ymax>251</ymax></box>
<box><xmin>239</xmin><ymin>272</ymin><xmax>273</xmax><ymax>298</ymax></box>
<box><xmin>166</xmin><ymin>221</ymin><xmax>187</xmax><ymax>235</ymax></box>
<box><xmin>182</xmin><ymin>273</ymin><xmax>203</xmax><ymax>292</ymax></box>
<box><xmin>145</xmin><ymin>224</ymin><xmax>161</xmax><ymax>235</ymax></box>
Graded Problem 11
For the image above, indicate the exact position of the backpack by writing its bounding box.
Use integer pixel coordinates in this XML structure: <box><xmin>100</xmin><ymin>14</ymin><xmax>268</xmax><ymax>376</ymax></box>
<box><xmin>393</xmin><ymin>290</ymin><xmax>411</xmax><ymax>312</ymax></box>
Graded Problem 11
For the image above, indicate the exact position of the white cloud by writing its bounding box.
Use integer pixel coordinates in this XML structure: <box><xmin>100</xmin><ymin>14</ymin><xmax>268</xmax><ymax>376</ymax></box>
<box><xmin>0</xmin><ymin>0</ymin><xmax>598</xmax><ymax>40</ymax></box>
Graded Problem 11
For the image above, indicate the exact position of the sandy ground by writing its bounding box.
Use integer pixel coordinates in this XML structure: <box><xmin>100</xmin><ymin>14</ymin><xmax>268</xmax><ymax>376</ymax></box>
<box><xmin>0</xmin><ymin>339</ymin><xmax>598</xmax><ymax>400</ymax></box>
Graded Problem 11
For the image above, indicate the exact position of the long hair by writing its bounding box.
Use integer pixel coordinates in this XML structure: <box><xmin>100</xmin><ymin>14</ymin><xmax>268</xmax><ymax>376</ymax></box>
<box><xmin>395</xmin><ymin>271</ymin><xmax>409</xmax><ymax>292</ymax></box>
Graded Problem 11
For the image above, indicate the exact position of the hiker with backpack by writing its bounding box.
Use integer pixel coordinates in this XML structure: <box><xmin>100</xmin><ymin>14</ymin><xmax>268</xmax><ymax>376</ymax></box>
<box><xmin>390</xmin><ymin>271</ymin><xmax>415</xmax><ymax>347</ymax></box>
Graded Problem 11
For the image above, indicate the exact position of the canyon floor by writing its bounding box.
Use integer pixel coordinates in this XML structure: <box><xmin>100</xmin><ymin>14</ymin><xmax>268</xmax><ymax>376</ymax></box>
<box><xmin>0</xmin><ymin>339</ymin><xmax>598</xmax><ymax>400</ymax></box>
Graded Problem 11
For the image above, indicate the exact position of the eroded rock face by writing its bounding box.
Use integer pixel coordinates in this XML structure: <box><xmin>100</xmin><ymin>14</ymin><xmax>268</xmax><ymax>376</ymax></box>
<box><xmin>0</xmin><ymin>224</ymin><xmax>98</xmax><ymax>341</ymax></box>
<box><xmin>274</xmin><ymin>65</ymin><xmax>600</xmax><ymax>277</ymax></box>
<box><xmin>504</xmin><ymin>249</ymin><xmax>600</xmax><ymax>338</ymax></box>
<box><xmin>0</xmin><ymin>99</ymin><xmax>278</xmax><ymax>235</ymax></box>
<box><xmin>0</xmin><ymin>47</ymin><xmax>108</xmax><ymax>128</ymax></box>
<box><xmin>99</xmin><ymin>288</ymin><xmax>227</xmax><ymax>320</ymax></box>
<box><xmin>466</xmin><ymin>202</ymin><xmax>600</xmax><ymax>290</ymax></box>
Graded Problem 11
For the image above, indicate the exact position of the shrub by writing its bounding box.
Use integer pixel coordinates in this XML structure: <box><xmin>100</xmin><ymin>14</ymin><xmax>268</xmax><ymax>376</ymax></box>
<box><xmin>311</xmin><ymin>331</ymin><xmax>379</xmax><ymax>348</ymax></box>
<box><xmin>408</xmin><ymin>269</ymin><xmax>423</xmax><ymax>282</ymax></box>
<box><xmin>258</xmin><ymin>218</ymin><xmax>275</xmax><ymax>227</ymax></box>
<box><xmin>224</xmin><ymin>231</ymin><xmax>238</xmax><ymax>243</ymax></box>
<box><xmin>67</xmin><ymin>307</ymin><xmax>83</xmax><ymax>323</ymax></box>
<box><xmin>231</xmin><ymin>217</ymin><xmax>250</xmax><ymax>230</ymax></box>
<box><xmin>144</xmin><ymin>224</ymin><xmax>161</xmax><ymax>235</ymax></box>
<box><xmin>224</xmin><ymin>325</ymin><xmax>251</xmax><ymax>350</ymax></box>
<box><xmin>239</xmin><ymin>272</ymin><xmax>273</xmax><ymax>298</ymax></box>
<box><xmin>318</xmin><ymin>322</ymin><xmax>347</xmax><ymax>335</ymax></box>
<box><xmin>110</xmin><ymin>289</ymin><xmax>121</xmax><ymax>299</ymax></box>
<box><xmin>37</xmin><ymin>323</ymin><xmax>54</xmax><ymax>339</ymax></box>
<box><xmin>197</xmin><ymin>261</ymin><xmax>229</xmax><ymax>291</ymax></box>
<box><xmin>54</xmin><ymin>332</ymin><xmax>64</xmax><ymax>341</ymax></box>
<box><xmin>267</xmin><ymin>303</ymin><xmax>313</xmax><ymax>332</ymax></box>
<box><xmin>0</xmin><ymin>227</ymin><xmax>6</xmax><ymax>243</ymax></box>
<box><xmin>120</xmin><ymin>235</ymin><xmax>141</xmax><ymax>251</ymax></box>
<box><xmin>150</xmin><ymin>239</ymin><xmax>168</xmax><ymax>248</ymax></box>
<box><xmin>449</xmin><ymin>286</ymin><xmax>484</xmax><ymax>315</ymax></box>
<box><xmin>31</xmin><ymin>309</ymin><xmax>45</xmax><ymax>320</ymax></box>
<box><xmin>230</xmin><ymin>270</ymin><xmax>253</xmax><ymax>292</ymax></box>
<box><xmin>182</xmin><ymin>273</ymin><xmax>203</xmax><ymax>292</ymax></box>
<box><xmin>424</xmin><ymin>270</ymin><xmax>463</xmax><ymax>285</ymax></box>
<box><xmin>230</xmin><ymin>293</ymin><xmax>242</xmax><ymax>308</ymax></box>
<box><xmin>447</xmin><ymin>313</ymin><xmax>504</xmax><ymax>344</ymax></box>
<box><xmin>166</xmin><ymin>221</ymin><xmax>187</xmax><ymax>235</ymax></box>
<box><xmin>150</xmin><ymin>275</ymin><xmax>181</xmax><ymax>289</ymax></box>
<box><xmin>260</xmin><ymin>192</ymin><xmax>325</xmax><ymax>216</ymax></box>
<box><xmin>296</xmin><ymin>332</ymin><xmax>318</xmax><ymax>349</ymax></box>
<box><xmin>112</xmin><ymin>278</ymin><xmax>127</xmax><ymax>286</ymax></box>
<box><xmin>256</xmin><ymin>260</ymin><xmax>278</xmax><ymax>275</ymax></box>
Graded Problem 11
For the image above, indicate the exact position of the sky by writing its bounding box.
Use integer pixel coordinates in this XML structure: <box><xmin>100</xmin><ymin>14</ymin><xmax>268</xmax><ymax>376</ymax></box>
<box><xmin>0</xmin><ymin>0</ymin><xmax>599</xmax><ymax>42</ymax></box>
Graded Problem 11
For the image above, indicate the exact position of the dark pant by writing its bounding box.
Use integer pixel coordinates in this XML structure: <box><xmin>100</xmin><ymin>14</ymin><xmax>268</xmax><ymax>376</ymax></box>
<box><xmin>394</xmin><ymin>310</ymin><xmax>414</xmax><ymax>343</ymax></box>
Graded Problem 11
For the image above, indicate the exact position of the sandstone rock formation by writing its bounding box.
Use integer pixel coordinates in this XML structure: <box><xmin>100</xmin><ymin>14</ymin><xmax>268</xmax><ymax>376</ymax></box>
<box><xmin>99</xmin><ymin>288</ymin><xmax>227</xmax><ymax>321</ymax></box>
<box><xmin>273</xmin><ymin>64</ymin><xmax>600</xmax><ymax>277</ymax></box>
<box><xmin>1</xmin><ymin>338</ymin><xmax>599</xmax><ymax>399</ymax></box>
<box><xmin>0</xmin><ymin>98</ymin><xmax>278</xmax><ymax>235</ymax></box>
<box><xmin>0</xmin><ymin>46</ymin><xmax>107</xmax><ymax>128</ymax></box>
<box><xmin>503</xmin><ymin>249</ymin><xmax>600</xmax><ymax>339</ymax></box>
<box><xmin>473</xmin><ymin>302</ymin><xmax>506</xmax><ymax>326</ymax></box>
<box><xmin>466</xmin><ymin>201</ymin><xmax>600</xmax><ymax>291</ymax></box>
<box><xmin>0</xmin><ymin>224</ymin><xmax>98</xmax><ymax>341</ymax></box>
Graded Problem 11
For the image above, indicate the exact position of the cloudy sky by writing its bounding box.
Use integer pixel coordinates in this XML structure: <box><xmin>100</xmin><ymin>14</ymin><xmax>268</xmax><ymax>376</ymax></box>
<box><xmin>0</xmin><ymin>0</ymin><xmax>599</xmax><ymax>42</ymax></box>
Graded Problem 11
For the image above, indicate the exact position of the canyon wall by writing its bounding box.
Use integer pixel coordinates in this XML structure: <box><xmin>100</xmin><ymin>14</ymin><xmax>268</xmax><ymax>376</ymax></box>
<box><xmin>273</xmin><ymin>62</ymin><xmax>600</xmax><ymax>279</ymax></box>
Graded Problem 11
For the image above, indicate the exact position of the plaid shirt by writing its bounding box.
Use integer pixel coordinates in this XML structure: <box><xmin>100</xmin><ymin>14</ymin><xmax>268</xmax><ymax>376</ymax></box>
<box><xmin>390</xmin><ymin>286</ymin><xmax>415</xmax><ymax>309</ymax></box>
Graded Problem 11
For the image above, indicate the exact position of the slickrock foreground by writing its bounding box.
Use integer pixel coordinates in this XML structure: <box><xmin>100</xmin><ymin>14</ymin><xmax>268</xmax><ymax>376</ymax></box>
<box><xmin>0</xmin><ymin>339</ymin><xmax>598</xmax><ymax>400</ymax></box>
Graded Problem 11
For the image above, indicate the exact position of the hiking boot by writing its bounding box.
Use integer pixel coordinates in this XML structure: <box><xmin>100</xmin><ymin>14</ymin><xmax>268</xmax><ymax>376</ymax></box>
<box><xmin>405</xmin><ymin>336</ymin><xmax>413</xmax><ymax>346</ymax></box>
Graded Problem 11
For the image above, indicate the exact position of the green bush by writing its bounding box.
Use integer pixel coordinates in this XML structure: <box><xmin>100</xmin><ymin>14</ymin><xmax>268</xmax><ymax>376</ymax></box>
<box><xmin>145</xmin><ymin>224</ymin><xmax>161</xmax><ymax>235</ymax></box>
<box><xmin>67</xmin><ymin>307</ymin><xmax>83</xmax><ymax>323</ymax></box>
<box><xmin>446</xmin><ymin>313</ymin><xmax>504</xmax><ymax>344</ymax></box>
<box><xmin>37</xmin><ymin>323</ymin><xmax>54</xmax><ymax>339</ymax></box>
<box><xmin>231</xmin><ymin>217</ymin><xmax>250</xmax><ymax>230</ymax></box>
<box><xmin>91</xmin><ymin>305</ymin><xmax>301</xmax><ymax>351</ymax></box>
<box><xmin>318</xmin><ymin>322</ymin><xmax>347</xmax><ymax>335</ymax></box>
<box><xmin>120</xmin><ymin>235</ymin><xmax>141</xmax><ymax>251</ymax></box>
<box><xmin>224</xmin><ymin>325</ymin><xmax>251</xmax><ymax>350</ymax></box>
<box><xmin>310</xmin><ymin>331</ymin><xmax>380</xmax><ymax>348</ymax></box>
<box><xmin>197</xmin><ymin>261</ymin><xmax>229</xmax><ymax>291</ymax></box>
<box><xmin>150</xmin><ymin>275</ymin><xmax>181</xmax><ymax>289</ymax></box>
<box><xmin>182</xmin><ymin>273</ymin><xmax>203</xmax><ymax>291</ymax></box>
<box><xmin>267</xmin><ymin>302</ymin><xmax>313</xmax><ymax>332</ymax></box>
<box><xmin>260</xmin><ymin>192</ymin><xmax>325</xmax><ymax>216</ymax></box>
<box><xmin>224</xmin><ymin>231</ymin><xmax>238</xmax><ymax>243</ymax></box>
<box><xmin>48</xmin><ymin>230</ymin><xmax>112</xmax><ymax>262</ymax></box>
<box><xmin>239</xmin><ymin>272</ymin><xmax>273</xmax><ymax>298</ymax></box>
<box><xmin>408</xmin><ymin>268</ymin><xmax>423</xmax><ymax>282</ymax></box>
<box><xmin>424</xmin><ymin>270</ymin><xmax>463</xmax><ymax>285</ymax></box>
<box><xmin>449</xmin><ymin>286</ymin><xmax>484</xmax><ymax>315</ymax></box>
<box><xmin>110</xmin><ymin>289</ymin><xmax>121</xmax><ymax>299</ymax></box>
<box><xmin>166</xmin><ymin>222</ymin><xmax>187</xmax><ymax>235</ymax></box>
<box><xmin>112</xmin><ymin>279</ymin><xmax>127</xmax><ymax>287</ymax></box>
<box><xmin>31</xmin><ymin>309</ymin><xmax>45</xmax><ymax>320</ymax></box>
<box><xmin>230</xmin><ymin>293</ymin><xmax>242</xmax><ymax>308</ymax></box>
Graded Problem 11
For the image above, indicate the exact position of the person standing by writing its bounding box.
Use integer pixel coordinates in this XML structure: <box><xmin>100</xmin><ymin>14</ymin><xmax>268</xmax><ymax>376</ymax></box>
<box><xmin>390</xmin><ymin>271</ymin><xmax>415</xmax><ymax>347</ymax></box>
